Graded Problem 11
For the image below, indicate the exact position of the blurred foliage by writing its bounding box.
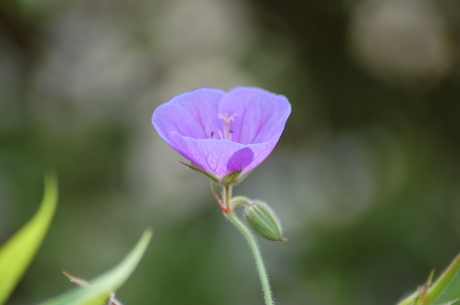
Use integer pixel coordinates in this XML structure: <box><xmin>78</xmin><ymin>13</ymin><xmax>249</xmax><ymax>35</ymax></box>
<box><xmin>0</xmin><ymin>0</ymin><xmax>460</xmax><ymax>305</ymax></box>
<box><xmin>40</xmin><ymin>229</ymin><xmax>152</xmax><ymax>305</ymax></box>
<box><xmin>0</xmin><ymin>175</ymin><xmax>57</xmax><ymax>305</ymax></box>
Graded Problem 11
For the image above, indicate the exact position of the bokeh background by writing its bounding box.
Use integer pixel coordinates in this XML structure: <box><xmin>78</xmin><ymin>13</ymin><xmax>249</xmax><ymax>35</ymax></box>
<box><xmin>1</xmin><ymin>0</ymin><xmax>460</xmax><ymax>304</ymax></box>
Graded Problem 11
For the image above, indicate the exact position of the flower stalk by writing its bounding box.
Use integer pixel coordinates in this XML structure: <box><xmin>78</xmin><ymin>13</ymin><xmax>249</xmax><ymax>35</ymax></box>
<box><xmin>221</xmin><ymin>185</ymin><xmax>274</xmax><ymax>305</ymax></box>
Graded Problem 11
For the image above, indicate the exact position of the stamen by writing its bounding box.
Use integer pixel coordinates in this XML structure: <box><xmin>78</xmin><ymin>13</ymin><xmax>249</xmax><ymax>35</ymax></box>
<box><xmin>218</xmin><ymin>113</ymin><xmax>237</xmax><ymax>140</ymax></box>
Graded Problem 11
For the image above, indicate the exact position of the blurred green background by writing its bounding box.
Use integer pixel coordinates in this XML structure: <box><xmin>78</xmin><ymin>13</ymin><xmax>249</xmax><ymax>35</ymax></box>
<box><xmin>1</xmin><ymin>0</ymin><xmax>460</xmax><ymax>304</ymax></box>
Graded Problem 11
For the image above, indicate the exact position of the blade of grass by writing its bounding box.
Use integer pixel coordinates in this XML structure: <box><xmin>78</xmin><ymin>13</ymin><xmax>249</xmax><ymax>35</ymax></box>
<box><xmin>39</xmin><ymin>229</ymin><xmax>152</xmax><ymax>305</ymax></box>
<box><xmin>0</xmin><ymin>174</ymin><xmax>58</xmax><ymax>305</ymax></box>
<box><xmin>426</xmin><ymin>254</ymin><xmax>460</xmax><ymax>305</ymax></box>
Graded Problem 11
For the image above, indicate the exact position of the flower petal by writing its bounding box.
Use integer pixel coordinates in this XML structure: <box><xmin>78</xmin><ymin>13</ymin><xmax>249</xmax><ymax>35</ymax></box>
<box><xmin>218</xmin><ymin>87</ymin><xmax>291</xmax><ymax>144</ymax></box>
<box><xmin>168</xmin><ymin>133</ymin><xmax>248</xmax><ymax>179</ymax></box>
<box><xmin>245</xmin><ymin>132</ymin><xmax>282</xmax><ymax>173</ymax></box>
<box><xmin>152</xmin><ymin>88</ymin><xmax>225</xmax><ymax>143</ymax></box>
<box><xmin>227</xmin><ymin>147</ymin><xmax>254</xmax><ymax>172</ymax></box>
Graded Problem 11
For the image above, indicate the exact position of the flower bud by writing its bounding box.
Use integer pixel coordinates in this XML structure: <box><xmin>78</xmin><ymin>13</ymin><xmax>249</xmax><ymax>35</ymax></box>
<box><xmin>244</xmin><ymin>201</ymin><xmax>288</xmax><ymax>243</ymax></box>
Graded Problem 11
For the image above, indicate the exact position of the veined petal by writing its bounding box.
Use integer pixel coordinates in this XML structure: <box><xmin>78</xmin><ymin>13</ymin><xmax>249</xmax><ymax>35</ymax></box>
<box><xmin>227</xmin><ymin>147</ymin><xmax>254</xmax><ymax>172</ymax></box>
<box><xmin>245</xmin><ymin>132</ymin><xmax>283</xmax><ymax>173</ymax></box>
<box><xmin>218</xmin><ymin>87</ymin><xmax>291</xmax><ymax>144</ymax></box>
<box><xmin>152</xmin><ymin>88</ymin><xmax>225</xmax><ymax>142</ymax></box>
<box><xmin>168</xmin><ymin>133</ymin><xmax>250</xmax><ymax>179</ymax></box>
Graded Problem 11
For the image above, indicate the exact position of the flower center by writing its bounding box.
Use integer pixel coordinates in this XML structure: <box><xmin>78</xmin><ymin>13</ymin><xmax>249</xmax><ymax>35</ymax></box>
<box><xmin>216</xmin><ymin>113</ymin><xmax>237</xmax><ymax>140</ymax></box>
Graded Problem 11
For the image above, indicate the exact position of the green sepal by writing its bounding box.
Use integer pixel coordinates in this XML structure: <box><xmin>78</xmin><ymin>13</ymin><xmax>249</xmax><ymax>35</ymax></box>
<box><xmin>0</xmin><ymin>174</ymin><xmax>58</xmax><ymax>305</ymax></box>
<box><xmin>180</xmin><ymin>162</ymin><xmax>219</xmax><ymax>183</ymax></box>
<box><xmin>244</xmin><ymin>201</ymin><xmax>287</xmax><ymax>243</ymax></box>
<box><xmin>221</xmin><ymin>169</ymin><xmax>242</xmax><ymax>185</ymax></box>
<box><xmin>230</xmin><ymin>196</ymin><xmax>251</xmax><ymax>208</ymax></box>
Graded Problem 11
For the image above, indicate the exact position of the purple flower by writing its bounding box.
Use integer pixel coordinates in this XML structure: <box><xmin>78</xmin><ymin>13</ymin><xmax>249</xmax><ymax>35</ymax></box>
<box><xmin>152</xmin><ymin>87</ymin><xmax>291</xmax><ymax>184</ymax></box>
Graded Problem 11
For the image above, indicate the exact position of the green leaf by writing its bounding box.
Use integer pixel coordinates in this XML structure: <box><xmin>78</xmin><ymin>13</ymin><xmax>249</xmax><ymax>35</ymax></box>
<box><xmin>0</xmin><ymin>174</ymin><xmax>58</xmax><ymax>305</ymax></box>
<box><xmin>398</xmin><ymin>254</ymin><xmax>460</xmax><ymax>305</ymax></box>
<box><xmin>62</xmin><ymin>271</ymin><xmax>90</xmax><ymax>288</ymax></box>
<box><xmin>397</xmin><ymin>270</ymin><xmax>433</xmax><ymax>305</ymax></box>
<box><xmin>427</xmin><ymin>254</ymin><xmax>460</xmax><ymax>305</ymax></box>
<box><xmin>39</xmin><ymin>229</ymin><xmax>153</xmax><ymax>305</ymax></box>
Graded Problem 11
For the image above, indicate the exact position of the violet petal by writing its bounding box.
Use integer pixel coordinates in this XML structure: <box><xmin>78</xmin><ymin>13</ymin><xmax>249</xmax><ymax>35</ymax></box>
<box><xmin>227</xmin><ymin>147</ymin><xmax>254</xmax><ymax>172</ymax></box>
<box><xmin>152</xmin><ymin>88</ymin><xmax>225</xmax><ymax>142</ymax></box>
<box><xmin>167</xmin><ymin>132</ymin><xmax>247</xmax><ymax>178</ymax></box>
<box><xmin>218</xmin><ymin>87</ymin><xmax>291</xmax><ymax>144</ymax></box>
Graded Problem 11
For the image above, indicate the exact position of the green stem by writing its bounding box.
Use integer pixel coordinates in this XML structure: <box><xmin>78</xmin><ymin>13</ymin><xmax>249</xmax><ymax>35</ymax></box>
<box><xmin>223</xmin><ymin>185</ymin><xmax>274</xmax><ymax>305</ymax></box>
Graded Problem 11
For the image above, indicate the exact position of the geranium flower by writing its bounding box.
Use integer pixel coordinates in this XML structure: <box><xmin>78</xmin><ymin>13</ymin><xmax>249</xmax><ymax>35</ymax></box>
<box><xmin>152</xmin><ymin>87</ymin><xmax>291</xmax><ymax>184</ymax></box>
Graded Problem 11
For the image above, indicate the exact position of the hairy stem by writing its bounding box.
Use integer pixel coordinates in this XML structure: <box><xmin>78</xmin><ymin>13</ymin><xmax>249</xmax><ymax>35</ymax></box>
<box><xmin>223</xmin><ymin>185</ymin><xmax>274</xmax><ymax>305</ymax></box>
